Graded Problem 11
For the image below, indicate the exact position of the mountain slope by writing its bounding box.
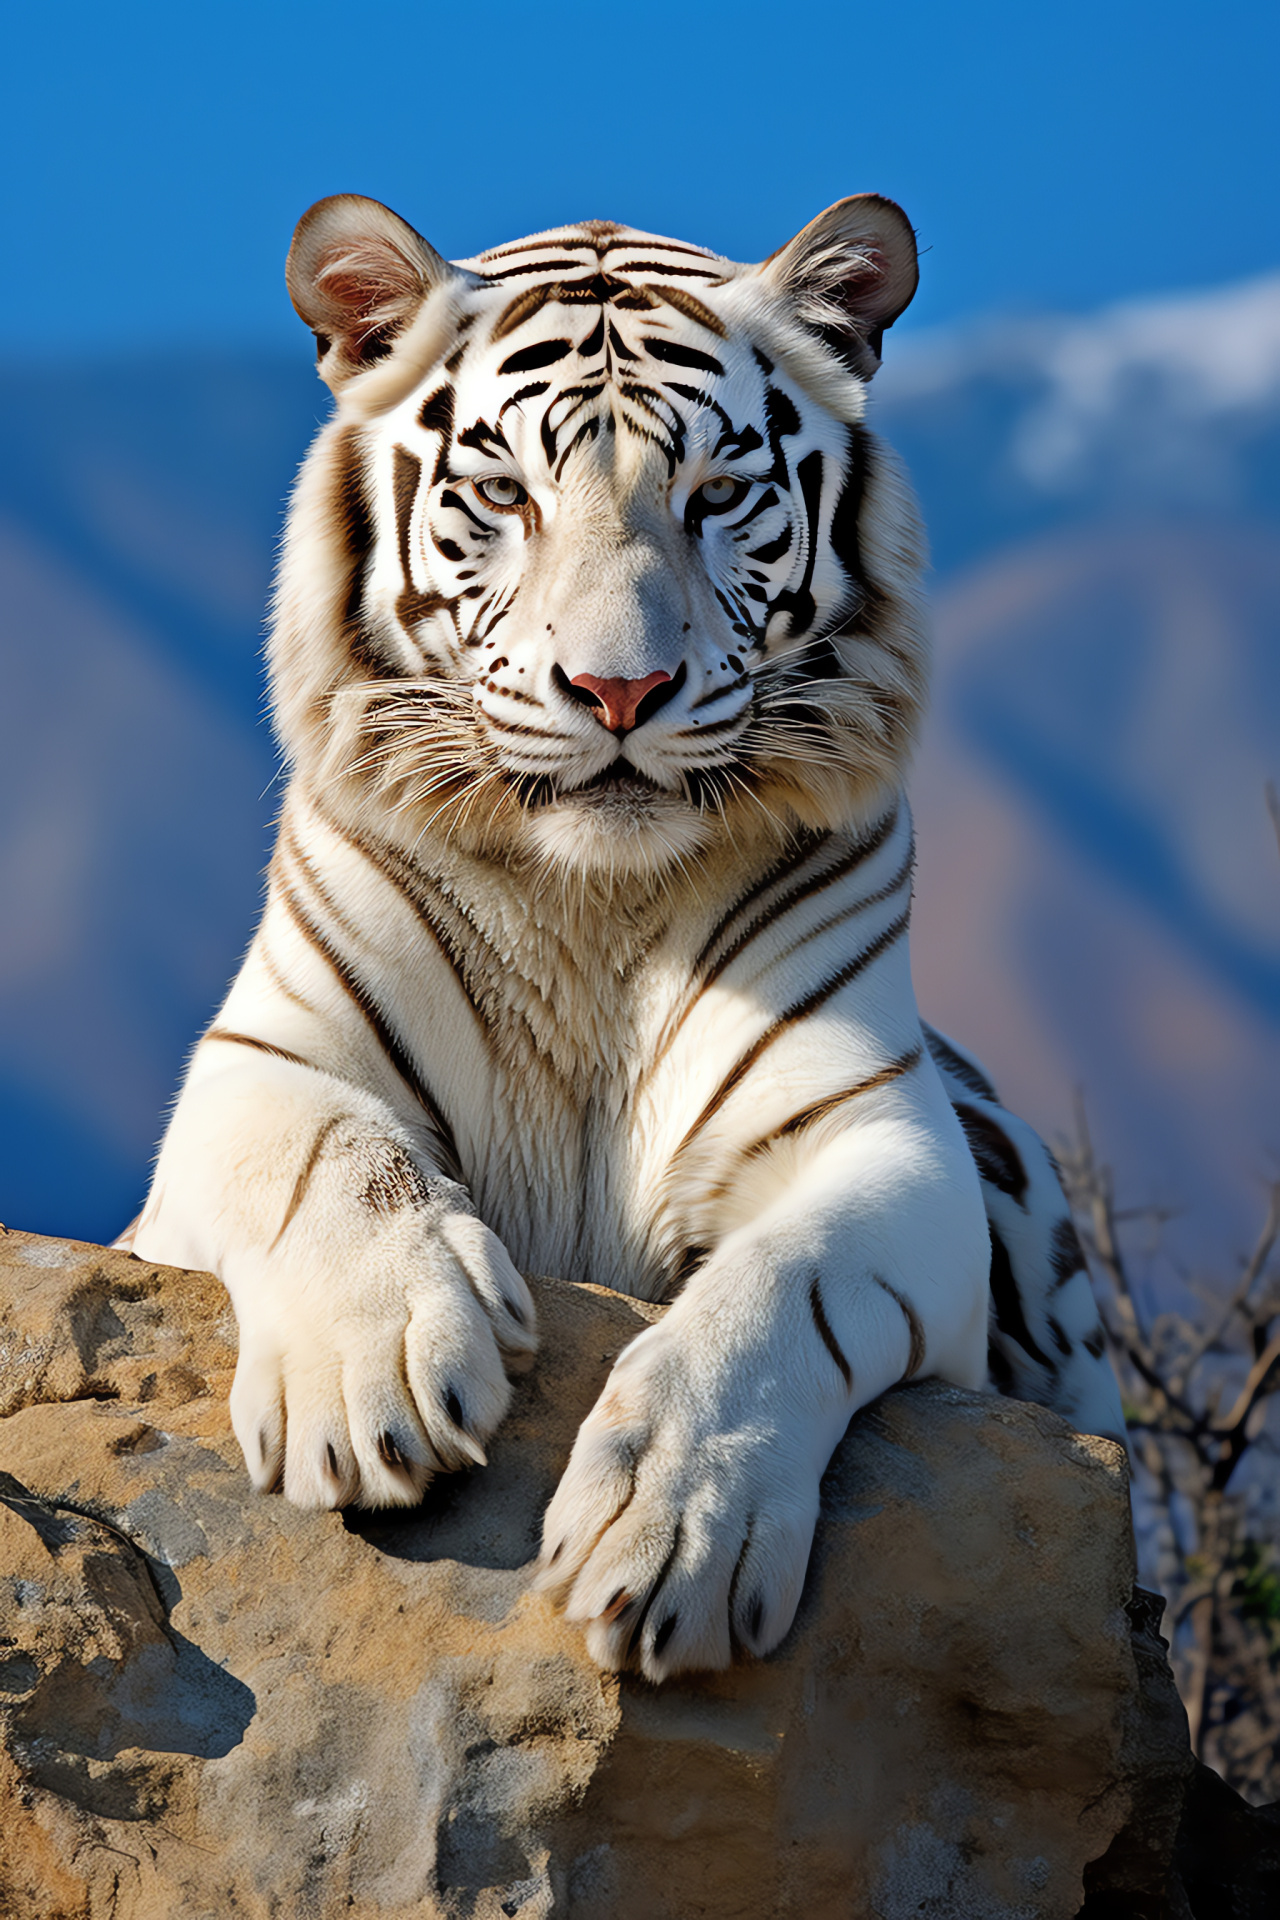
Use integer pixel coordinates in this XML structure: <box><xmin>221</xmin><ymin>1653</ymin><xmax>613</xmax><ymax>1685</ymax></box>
<box><xmin>2</xmin><ymin>286</ymin><xmax>1279</xmax><ymax>1259</ymax></box>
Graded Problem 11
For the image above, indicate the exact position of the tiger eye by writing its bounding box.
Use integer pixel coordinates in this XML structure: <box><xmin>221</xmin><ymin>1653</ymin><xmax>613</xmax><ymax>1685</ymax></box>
<box><xmin>475</xmin><ymin>475</ymin><xmax>528</xmax><ymax>508</ymax></box>
<box><xmin>698</xmin><ymin>476</ymin><xmax>738</xmax><ymax>506</ymax></box>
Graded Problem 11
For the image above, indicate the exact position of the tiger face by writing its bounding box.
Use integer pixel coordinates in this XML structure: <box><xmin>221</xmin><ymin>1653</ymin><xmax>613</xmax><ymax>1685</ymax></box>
<box><xmin>275</xmin><ymin>195</ymin><xmax>926</xmax><ymax>878</ymax></box>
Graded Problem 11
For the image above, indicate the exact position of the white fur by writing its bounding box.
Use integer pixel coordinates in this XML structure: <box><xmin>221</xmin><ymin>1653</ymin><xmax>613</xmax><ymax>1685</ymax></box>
<box><xmin>131</xmin><ymin>199</ymin><xmax>1118</xmax><ymax>1683</ymax></box>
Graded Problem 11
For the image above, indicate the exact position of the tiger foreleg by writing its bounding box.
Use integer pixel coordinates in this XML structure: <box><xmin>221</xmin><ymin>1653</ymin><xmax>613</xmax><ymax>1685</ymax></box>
<box><xmin>536</xmin><ymin>1100</ymin><xmax>989</xmax><ymax>1681</ymax></box>
<box><xmin>131</xmin><ymin>1049</ymin><xmax>536</xmax><ymax>1507</ymax></box>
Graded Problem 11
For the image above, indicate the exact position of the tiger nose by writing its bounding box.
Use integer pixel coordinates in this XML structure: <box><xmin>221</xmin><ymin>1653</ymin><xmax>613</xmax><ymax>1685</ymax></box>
<box><xmin>565</xmin><ymin>670</ymin><xmax>675</xmax><ymax>734</ymax></box>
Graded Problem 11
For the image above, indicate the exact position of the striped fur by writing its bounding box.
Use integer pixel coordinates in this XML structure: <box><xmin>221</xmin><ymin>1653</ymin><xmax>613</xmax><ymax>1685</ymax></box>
<box><xmin>130</xmin><ymin>192</ymin><xmax>1122</xmax><ymax>1683</ymax></box>
<box><xmin>921</xmin><ymin>1024</ymin><xmax>1123</xmax><ymax>1442</ymax></box>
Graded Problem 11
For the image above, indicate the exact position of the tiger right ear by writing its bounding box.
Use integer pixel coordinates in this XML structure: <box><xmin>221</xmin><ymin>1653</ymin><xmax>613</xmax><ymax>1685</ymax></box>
<box><xmin>758</xmin><ymin>194</ymin><xmax>919</xmax><ymax>378</ymax></box>
<box><xmin>287</xmin><ymin>195</ymin><xmax>458</xmax><ymax>389</ymax></box>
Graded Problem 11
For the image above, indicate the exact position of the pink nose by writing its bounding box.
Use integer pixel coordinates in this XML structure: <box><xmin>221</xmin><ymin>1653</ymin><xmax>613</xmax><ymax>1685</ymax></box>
<box><xmin>568</xmin><ymin>670</ymin><xmax>673</xmax><ymax>734</ymax></box>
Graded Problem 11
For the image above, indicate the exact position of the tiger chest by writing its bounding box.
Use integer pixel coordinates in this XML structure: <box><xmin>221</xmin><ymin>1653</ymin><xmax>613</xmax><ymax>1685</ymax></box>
<box><xmin>429</xmin><ymin>911</ymin><xmax>683</xmax><ymax>1298</ymax></box>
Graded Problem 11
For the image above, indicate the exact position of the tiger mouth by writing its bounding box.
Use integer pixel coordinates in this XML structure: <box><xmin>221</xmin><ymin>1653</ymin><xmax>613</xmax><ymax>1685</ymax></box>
<box><xmin>575</xmin><ymin>762</ymin><xmax>663</xmax><ymax>797</ymax></box>
<box><xmin>516</xmin><ymin>760</ymin><xmax>729</xmax><ymax>813</ymax></box>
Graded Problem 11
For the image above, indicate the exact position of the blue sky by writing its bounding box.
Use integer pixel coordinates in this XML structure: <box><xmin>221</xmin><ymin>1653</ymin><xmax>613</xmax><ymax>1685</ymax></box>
<box><xmin>4</xmin><ymin>0</ymin><xmax>1278</xmax><ymax>355</ymax></box>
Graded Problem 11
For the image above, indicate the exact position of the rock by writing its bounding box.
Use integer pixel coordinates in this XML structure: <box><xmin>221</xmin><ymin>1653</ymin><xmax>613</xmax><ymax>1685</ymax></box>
<box><xmin>1075</xmin><ymin>1584</ymin><xmax>1199</xmax><ymax>1918</ymax></box>
<box><xmin>0</xmin><ymin>1227</ymin><xmax>1195</xmax><ymax>1919</ymax></box>
<box><xmin>1172</xmin><ymin>1760</ymin><xmax>1280</xmax><ymax>1920</ymax></box>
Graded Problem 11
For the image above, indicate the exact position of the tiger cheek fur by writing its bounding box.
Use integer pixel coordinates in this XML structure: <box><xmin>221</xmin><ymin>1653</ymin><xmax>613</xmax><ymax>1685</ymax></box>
<box><xmin>127</xmin><ymin>191</ymin><xmax>1123</xmax><ymax>1684</ymax></box>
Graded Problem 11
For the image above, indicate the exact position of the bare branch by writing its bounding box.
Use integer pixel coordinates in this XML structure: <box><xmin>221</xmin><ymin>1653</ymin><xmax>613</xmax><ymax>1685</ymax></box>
<box><xmin>1064</xmin><ymin>1092</ymin><xmax>1167</xmax><ymax>1383</ymax></box>
<box><xmin>1174</xmin><ymin>1182</ymin><xmax>1280</xmax><ymax>1388</ymax></box>
<box><xmin>1058</xmin><ymin>987</ymin><xmax>1280</xmax><ymax>1792</ymax></box>
<box><xmin>1213</xmin><ymin>1327</ymin><xmax>1280</xmax><ymax>1444</ymax></box>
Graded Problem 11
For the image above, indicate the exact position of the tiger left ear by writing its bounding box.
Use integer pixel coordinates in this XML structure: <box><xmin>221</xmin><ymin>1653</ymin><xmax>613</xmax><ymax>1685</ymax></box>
<box><xmin>287</xmin><ymin>194</ymin><xmax>460</xmax><ymax>389</ymax></box>
<box><xmin>758</xmin><ymin>194</ymin><xmax>919</xmax><ymax>377</ymax></box>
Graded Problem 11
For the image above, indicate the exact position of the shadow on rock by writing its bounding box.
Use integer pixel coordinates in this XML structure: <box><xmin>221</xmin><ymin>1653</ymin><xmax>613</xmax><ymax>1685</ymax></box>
<box><xmin>0</xmin><ymin>1470</ymin><xmax>255</xmax><ymax>1819</ymax></box>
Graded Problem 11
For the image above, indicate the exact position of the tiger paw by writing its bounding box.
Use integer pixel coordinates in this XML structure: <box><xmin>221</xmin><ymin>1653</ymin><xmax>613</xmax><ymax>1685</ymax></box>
<box><xmin>534</xmin><ymin>1315</ymin><xmax>823</xmax><ymax>1681</ymax></box>
<box><xmin>228</xmin><ymin>1203</ymin><xmax>537</xmax><ymax>1509</ymax></box>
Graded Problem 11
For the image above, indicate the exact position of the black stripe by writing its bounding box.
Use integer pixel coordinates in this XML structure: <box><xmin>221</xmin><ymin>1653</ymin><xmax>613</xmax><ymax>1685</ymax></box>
<box><xmin>827</xmin><ymin>425</ymin><xmax>882</xmax><ymax>635</ymax></box>
<box><xmin>741</xmin><ymin>1046</ymin><xmax>922</xmax><ymax>1159</ymax></box>
<box><xmin>279</xmin><ymin>820</ymin><xmax>365</xmax><ymax>945</ymax></box>
<box><xmin>330</xmin><ymin>428</ymin><xmax>370</xmax><ymax>576</ymax></box>
<box><xmin>555</xmin><ymin>414</ymin><xmax>601</xmax><ymax>480</ymax></box>
<box><xmin>270</xmin><ymin>1114</ymin><xmax>343</xmax><ymax>1251</ymax></box>
<box><xmin>456</xmin><ymin>416</ymin><xmax>512</xmax><ymax>457</ymax></box>
<box><xmin>642</xmin><ymin>336</ymin><xmax>725</xmax><ymax>375</ymax></box>
<box><xmin>726</xmin><ymin>1519</ymin><xmax>757</xmax><ymax>1658</ymax></box>
<box><xmin>608</xmin><ymin>321</ymin><xmax>640</xmax><ymax>364</ymax></box>
<box><xmin>539</xmin><ymin>380</ymin><xmax>605</xmax><ymax>466</ymax></box>
<box><xmin>922</xmin><ymin>1025</ymin><xmax>999</xmax><ymax>1102</ymax></box>
<box><xmin>698</xmin><ymin>808</ymin><xmax>899</xmax><ymax>989</ymax></box>
<box><xmin>418</xmin><ymin>386</ymin><xmax>456</xmax><ymax>488</ymax></box>
<box><xmin>621</xmin><ymin>262</ymin><xmax>724</xmax><ymax>279</ymax></box>
<box><xmin>277</xmin><ymin>884</ymin><xmax>462</xmax><ymax>1180</ymax></box>
<box><xmin>652</xmin><ymin>1612</ymin><xmax>679</xmax><ymax>1659</ymax></box>
<box><xmin>688</xmin><ymin>672</ymin><xmax>750</xmax><ymax>713</ymax></box>
<box><xmin>746</xmin><ymin>529</ymin><xmax>793</xmax><ymax>565</ymax></box>
<box><xmin>480</xmin><ymin>679</ymin><xmax>545</xmax><ymax>709</ymax></box>
<box><xmin>782</xmin><ymin>839</ymin><xmax>915</xmax><ymax>969</ymax></box>
<box><xmin>492</xmin><ymin>282</ymin><xmax>555</xmax><ymax>340</ymax></box>
<box><xmin>988</xmin><ymin>1341</ymin><xmax>1017</xmax><ymax>1393</ymax></box>
<box><xmin>872</xmin><ymin>1274</ymin><xmax>926</xmax><ymax>1379</ymax></box>
<box><xmin>670</xmin><ymin>710</ymin><xmax>743</xmax><ymax>743</ymax></box>
<box><xmin>1049</xmin><ymin>1217</ymin><xmax>1088</xmax><ymax>1291</ymax></box>
<box><xmin>1047</xmin><ymin>1316</ymin><xmax>1073</xmax><ymax>1357</ymax></box>
<box><xmin>578</xmin><ymin>312</ymin><xmax>606</xmax><ymax>358</ymax></box>
<box><xmin>809</xmin><ymin>1277</ymin><xmax>852</xmax><ymax>1390</ymax></box>
<box><xmin>641</xmin><ymin>832</ymin><xmax>832</xmax><ymax>1079</ymax></box>
<box><xmin>498</xmin><ymin>380</ymin><xmax>552</xmax><ymax>420</ymax></box>
<box><xmin>392</xmin><ymin>445</ymin><xmax>421</xmax><ymax>591</ymax></box>
<box><xmin>600</xmin><ymin>237</ymin><xmax>718</xmax><ymax>260</ymax></box>
<box><xmin>763</xmin><ymin>385</ymin><xmax>801</xmax><ymax>478</ymax></box>
<box><xmin>769</xmin><ymin>449</ymin><xmax>824</xmax><ymax>637</ymax></box>
<box><xmin>482</xmin><ymin>259</ymin><xmax>591</xmax><ymax>280</ymax></box>
<box><xmin>954</xmin><ymin>1104</ymin><xmax>1029</xmax><ymax>1206</ymax></box>
<box><xmin>485</xmin><ymin>716</ymin><xmax>571</xmax><ymax>741</ymax></box>
<box><xmin>259</xmin><ymin>942</ymin><xmax>319</xmax><ymax>1016</ymax></box>
<box><xmin>314</xmin><ymin>808</ymin><xmax>493</xmax><ymax>1039</ymax></box>
<box><xmin>988</xmin><ymin>1225</ymin><xmax>1055</xmax><ymax>1371</ymax></box>
<box><xmin>481</xmin><ymin>238</ymin><xmax>597</xmax><ymax>259</ymax></box>
<box><xmin>674</xmin><ymin>905</ymin><xmax>911</xmax><ymax>1159</ymax></box>
<box><xmin>331</xmin><ymin>425</ymin><xmax>398</xmax><ymax>680</ymax></box>
<box><xmin>499</xmin><ymin>338</ymin><xmax>573</xmax><ymax>375</ymax></box>
<box><xmin>723</xmin><ymin>484</ymin><xmax>778</xmax><ymax>531</ymax></box>
<box><xmin>689</xmin><ymin>832</ymin><xmax>832</xmax><ymax>979</ymax></box>
<box><xmin>396</xmin><ymin>585</ymin><xmax>451</xmax><ymax>633</ymax></box>
<box><xmin>203</xmin><ymin>1028</ymin><xmax>315</xmax><ymax>1071</ymax></box>
<box><xmin>439</xmin><ymin>487</ymin><xmax>492</xmax><ymax>533</ymax></box>
<box><xmin>643</xmin><ymin>284</ymin><xmax>728</xmax><ymax>331</ymax></box>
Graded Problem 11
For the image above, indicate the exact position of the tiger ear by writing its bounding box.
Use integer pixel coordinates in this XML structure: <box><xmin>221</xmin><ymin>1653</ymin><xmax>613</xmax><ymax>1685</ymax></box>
<box><xmin>758</xmin><ymin>194</ymin><xmax>919</xmax><ymax>377</ymax></box>
<box><xmin>287</xmin><ymin>194</ymin><xmax>458</xmax><ymax>389</ymax></box>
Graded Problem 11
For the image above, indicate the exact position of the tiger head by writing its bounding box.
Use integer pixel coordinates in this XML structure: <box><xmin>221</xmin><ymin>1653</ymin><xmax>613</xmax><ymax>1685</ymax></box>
<box><xmin>273</xmin><ymin>193</ymin><xmax>926</xmax><ymax>879</ymax></box>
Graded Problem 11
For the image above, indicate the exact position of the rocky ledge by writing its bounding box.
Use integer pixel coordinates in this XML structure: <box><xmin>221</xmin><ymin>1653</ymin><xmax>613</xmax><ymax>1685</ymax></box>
<box><xmin>0</xmin><ymin>1227</ymin><xmax>1268</xmax><ymax>1918</ymax></box>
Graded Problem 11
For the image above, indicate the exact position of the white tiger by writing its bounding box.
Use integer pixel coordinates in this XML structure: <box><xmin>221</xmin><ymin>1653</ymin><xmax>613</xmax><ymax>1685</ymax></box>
<box><xmin>127</xmin><ymin>191</ymin><xmax>1124</xmax><ymax>1682</ymax></box>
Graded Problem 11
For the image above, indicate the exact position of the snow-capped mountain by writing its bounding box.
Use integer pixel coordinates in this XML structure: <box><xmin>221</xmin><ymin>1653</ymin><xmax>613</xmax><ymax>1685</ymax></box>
<box><xmin>2</xmin><ymin>279</ymin><xmax>1278</xmax><ymax>1271</ymax></box>
<box><xmin>880</xmin><ymin>273</ymin><xmax>1280</xmax><ymax>545</ymax></box>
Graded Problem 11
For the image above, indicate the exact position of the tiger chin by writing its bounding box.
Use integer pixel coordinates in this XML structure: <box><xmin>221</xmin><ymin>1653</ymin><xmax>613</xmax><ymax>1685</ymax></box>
<box><xmin>127</xmin><ymin>190</ymin><xmax>1125</xmax><ymax>1684</ymax></box>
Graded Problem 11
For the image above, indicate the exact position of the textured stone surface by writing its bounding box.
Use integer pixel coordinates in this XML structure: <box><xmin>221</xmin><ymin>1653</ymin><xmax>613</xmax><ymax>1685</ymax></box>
<box><xmin>0</xmin><ymin>1228</ymin><xmax>1191</xmax><ymax>1919</ymax></box>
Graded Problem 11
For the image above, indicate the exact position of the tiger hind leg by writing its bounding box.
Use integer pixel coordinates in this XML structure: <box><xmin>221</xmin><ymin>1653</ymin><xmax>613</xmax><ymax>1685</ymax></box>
<box><xmin>923</xmin><ymin>1024</ymin><xmax>1126</xmax><ymax>1447</ymax></box>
